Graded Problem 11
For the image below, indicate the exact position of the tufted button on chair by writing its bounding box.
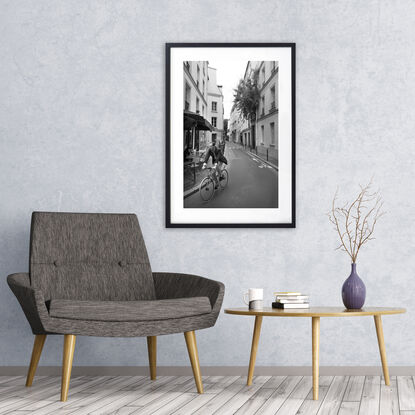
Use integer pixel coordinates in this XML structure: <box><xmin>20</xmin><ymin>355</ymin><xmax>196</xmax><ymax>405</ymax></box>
<box><xmin>7</xmin><ymin>212</ymin><xmax>224</xmax><ymax>401</ymax></box>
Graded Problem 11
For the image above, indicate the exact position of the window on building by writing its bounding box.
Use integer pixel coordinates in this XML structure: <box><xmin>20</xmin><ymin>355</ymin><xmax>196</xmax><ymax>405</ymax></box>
<box><xmin>261</xmin><ymin>96</ymin><xmax>265</xmax><ymax>115</ymax></box>
<box><xmin>212</xmin><ymin>101</ymin><xmax>217</xmax><ymax>112</ymax></box>
<box><xmin>211</xmin><ymin>117</ymin><xmax>217</xmax><ymax>127</ymax></box>
<box><xmin>212</xmin><ymin>133</ymin><xmax>217</xmax><ymax>143</ymax></box>
<box><xmin>185</xmin><ymin>83</ymin><xmax>191</xmax><ymax>110</ymax></box>
<box><xmin>270</xmin><ymin>122</ymin><xmax>275</xmax><ymax>145</ymax></box>
<box><xmin>261</xmin><ymin>125</ymin><xmax>265</xmax><ymax>144</ymax></box>
<box><xmin>197</xmin><ymin>65</ymin><xmax>200</xmax><ymax>89</ymax></box>
<box><xmin>270</xmin><ymin>86</ymin><xmax>276</xmax><ymax>110</ymax></box>
<box><xmin>196</xmin><ymin>97</ymin><xmax>200</xmax><ymax>114</ymax></box>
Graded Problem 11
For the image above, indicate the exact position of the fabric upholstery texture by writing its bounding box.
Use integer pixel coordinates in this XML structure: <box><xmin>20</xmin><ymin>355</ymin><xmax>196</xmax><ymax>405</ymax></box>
<box><xmin>153</xmin><ymin>272</ymin><xmax>222</xmax><ymax>308</ymax></box>
<box><xmin>7</xmin><ymin>273</ymin><xmax>45</xmax><ymax>334</ymax></box>
<box><xmin>7</xmin><ymin>212</ymin><xmax>225</xmax><ymax>337</ymax></box>
<box><xmin>30</xmin><ymin>212</ymin><xmax>156</xmax><ymax>301</ymax></box>
<box><xmin>48</xmin><ymin>297</ymin><xmax>212</xmax><ymax>322</ymax></box>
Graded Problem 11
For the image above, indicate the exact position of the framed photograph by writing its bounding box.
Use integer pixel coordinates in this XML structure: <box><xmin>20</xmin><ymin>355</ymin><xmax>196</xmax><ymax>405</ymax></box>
<box><xmin>166</xmin><ymin>43</ymin><xmax>295</xmax><ymax>228</ymax></box>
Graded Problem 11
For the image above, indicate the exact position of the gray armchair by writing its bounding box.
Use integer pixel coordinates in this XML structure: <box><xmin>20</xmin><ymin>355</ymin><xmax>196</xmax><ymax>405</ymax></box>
<box><xmin>7</xmin><ymin>212</ymin><xmax>224</xmax><ymax>401</ymax></box>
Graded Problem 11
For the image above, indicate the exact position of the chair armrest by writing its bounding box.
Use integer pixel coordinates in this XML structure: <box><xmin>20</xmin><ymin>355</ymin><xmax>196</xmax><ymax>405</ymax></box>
<box><xmin>152</xmin><ymin>272</ymin><xmax>225</xmax><ymax>313</ymax></box>
<box><xmin>7</xmin><ymin>273</ymin><xmax>48</xmax><ymax>334</ymax></box>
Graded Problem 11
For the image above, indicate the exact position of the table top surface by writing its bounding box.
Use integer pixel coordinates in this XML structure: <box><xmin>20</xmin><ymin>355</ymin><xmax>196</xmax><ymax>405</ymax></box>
<box><xmin>224</xmin><ymin>307</ymin><xmax>406</xmax><ymax>317</ymax></box>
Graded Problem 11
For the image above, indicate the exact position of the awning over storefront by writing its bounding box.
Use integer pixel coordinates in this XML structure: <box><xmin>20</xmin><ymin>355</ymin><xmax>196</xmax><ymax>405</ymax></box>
<box><xmin>184</xmin><ymin>110</ymin><xmax>213</xmax><ymax>131</ymax></box>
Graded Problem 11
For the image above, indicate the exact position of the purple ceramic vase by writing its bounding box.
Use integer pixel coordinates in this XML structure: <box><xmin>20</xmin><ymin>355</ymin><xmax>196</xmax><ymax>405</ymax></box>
<box><xmin>342</xmin><ymin>263</ymin><xmax>366</xmax><ymax>309</ymax></box>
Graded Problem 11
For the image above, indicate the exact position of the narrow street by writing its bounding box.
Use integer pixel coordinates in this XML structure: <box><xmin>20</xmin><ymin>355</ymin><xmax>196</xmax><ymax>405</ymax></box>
<box><xmin>184</xmin><ymin>142</ymin><xmax>278</xmax><ymax>208</ymax></box>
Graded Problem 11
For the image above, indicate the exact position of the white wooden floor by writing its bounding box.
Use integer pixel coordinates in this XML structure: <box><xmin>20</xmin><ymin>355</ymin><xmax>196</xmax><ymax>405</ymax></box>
<box><xmin>0</xmin><ymin>375</ymin><xmax>414</xmax><ymax>414</ymax></box>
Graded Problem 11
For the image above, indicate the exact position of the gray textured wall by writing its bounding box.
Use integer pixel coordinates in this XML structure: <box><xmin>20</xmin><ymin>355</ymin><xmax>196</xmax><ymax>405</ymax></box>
<box><xmin>1</xmin><ymin>0</ymin><xmax>414</xmax><ymax>368</ymax></box>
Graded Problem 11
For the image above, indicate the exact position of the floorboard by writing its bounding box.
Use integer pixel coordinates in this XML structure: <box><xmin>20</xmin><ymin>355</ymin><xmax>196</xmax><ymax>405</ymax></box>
<box><xmin>0</xmin><ymin>375</ymin><xmax>413</xmax><ymax>415</ymax></box>
<box><xmin>343</xmin><ymin>376</ymin><xmax>365</xmax><ymax>402</ymax></box>
<box><xmin>359</xmin><ymin>375</ymin><xmax>380</xmax><ymax>415</ymax></box>
<box><xmin>398</xmin><ymin>376</ymin><xmax>415</xmax><ymax>411</ymax></box>
<box><xmin>380</xmin><ymin>378</ymin><xmax>399</xmax><ymax>415</ymax></box>
<box><xmin>255</xmin><ymin>376</ymin><xmax>302</xmax><ymax>414</ymax></box>
<box><xmin>338</xmin><ymin>401</ymin><xmax>360</xmax><ymax>415</ymax></box>
<box><xmin>317</xmin><ymin>375</ymin><xmax>349</xmax><ymax>415</ymax></box>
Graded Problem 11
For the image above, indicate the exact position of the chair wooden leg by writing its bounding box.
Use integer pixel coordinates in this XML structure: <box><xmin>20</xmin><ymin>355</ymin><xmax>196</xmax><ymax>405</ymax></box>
<box><xmin>184</xmin><ymin>331</ymin><xmax>203</xmax><ymax>394</ymax></box>
<box><xmin>26</xmin><ymin>334</ymin><xmax>47</xmax><ymax>386</ymax></box>
<box><xmin>147</xmin><ymin>336</ymin><xmax>157</xmax><ymax>380</ymax></box>
<box><xmin>247</xmin><ymin>316</ymin><xmax>263</xmax><ymax>386</ymax></box>
<box><xmin>61</xmin><ymin>334</ymin><xmax>76</xmax><ymax>402</ymax></box>
<box><xmin>374</xmin><ymin>315</ymin><xmax>390</xmax><ymax>386</ymax></box>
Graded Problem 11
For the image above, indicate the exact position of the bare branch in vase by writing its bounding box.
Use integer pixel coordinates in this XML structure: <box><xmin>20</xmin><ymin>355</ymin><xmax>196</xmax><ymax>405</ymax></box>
<box><xmin>328</xmin><ymin>180</ymin><xmax>385</xmax><ymax>263</ymax></box>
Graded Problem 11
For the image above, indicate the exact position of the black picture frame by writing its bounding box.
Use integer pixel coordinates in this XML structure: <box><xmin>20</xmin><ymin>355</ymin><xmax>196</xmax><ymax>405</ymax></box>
<box><xmin>166</xmin><ymin>42</ymin><xmax>296</xmax><ymax>228</ymax></box>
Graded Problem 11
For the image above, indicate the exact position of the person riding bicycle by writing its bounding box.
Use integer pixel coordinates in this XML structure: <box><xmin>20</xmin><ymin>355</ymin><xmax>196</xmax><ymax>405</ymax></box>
<box><xmin>202</xmin><ymin>140</ymin><xmax>228</xmax><ymax>188</ymax></box>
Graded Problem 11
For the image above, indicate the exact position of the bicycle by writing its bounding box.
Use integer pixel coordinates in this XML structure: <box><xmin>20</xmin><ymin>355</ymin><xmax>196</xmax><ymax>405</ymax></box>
<box><xmin>199</xmin><ymin>166</ymin><xmax>229</xmax><ymax>202</ymax></box>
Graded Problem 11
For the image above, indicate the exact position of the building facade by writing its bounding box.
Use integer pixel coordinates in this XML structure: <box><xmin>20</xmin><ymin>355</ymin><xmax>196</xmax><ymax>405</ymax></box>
<box><xmin>183</xmin><ymin>61</ymin><xmax>209</xmax><ymax>152</ymax></box>
<box><xmin>256</xmin><ymin>61</ymin><xmax>278</xmax><ymax>164</ymax></box>
<box><xmin>207</xmin><ymin>67</ymin><xmax>224</xmax><ymax>147</ymax></box>
<box><xmin>229</xmin><ymin>107</ymin><xmax>249</xmax><ymax>146</ymax></box>
<box><xmin>228</xmin><ymin>60</ymin><xmax>278</xmax><ymax>164</ymax></box>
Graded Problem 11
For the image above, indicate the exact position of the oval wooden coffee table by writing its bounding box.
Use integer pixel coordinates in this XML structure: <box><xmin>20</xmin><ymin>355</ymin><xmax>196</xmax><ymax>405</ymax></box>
<box><xmin>224</xmin><ymin>307</ymin><xmax>406</xmax><ymax>400</ymax></box>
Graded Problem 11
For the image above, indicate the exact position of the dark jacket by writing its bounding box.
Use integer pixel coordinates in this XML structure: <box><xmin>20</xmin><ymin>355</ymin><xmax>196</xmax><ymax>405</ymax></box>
<box><xmin>203</xmin><ymin>145</ymin><xmax>228</xmax><ymax>165</ymax></box>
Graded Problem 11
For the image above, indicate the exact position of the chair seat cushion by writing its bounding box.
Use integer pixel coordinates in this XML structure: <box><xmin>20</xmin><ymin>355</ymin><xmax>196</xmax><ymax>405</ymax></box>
<box><xmin>48</xmin><ymin>297</ymin><xmax>212</xmax><ymax>322</ymax></box>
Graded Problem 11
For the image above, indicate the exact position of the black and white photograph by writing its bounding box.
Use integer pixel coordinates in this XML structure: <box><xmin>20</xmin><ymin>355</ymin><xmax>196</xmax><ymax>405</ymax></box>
<box><xmin>183</xmin><ymin>60</ymin><xmax>279</xmax><ymax>209</ymax></box>
<box><xmin>166</xmin><ymin>44</ymin><xmax>295</xmax><ymax>227</ymax></box>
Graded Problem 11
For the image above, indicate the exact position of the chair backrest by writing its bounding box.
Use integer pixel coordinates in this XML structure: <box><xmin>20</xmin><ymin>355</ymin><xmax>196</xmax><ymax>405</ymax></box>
<box><xmin>29</xmin><ymin>212</ymin><xmax>156</xmax><ymax>301</ymax></box>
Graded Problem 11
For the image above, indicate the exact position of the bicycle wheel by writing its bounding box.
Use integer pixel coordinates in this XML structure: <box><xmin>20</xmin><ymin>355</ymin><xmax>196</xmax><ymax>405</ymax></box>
<box><xmin>200</xmin><ymin>177</ymin><xmax>215</xmax><ymax>201</ymax></box>
<box><xmin>219</xmin><ymin>169</ymin><xmax>229</xmax><ymax>189</ymax></box>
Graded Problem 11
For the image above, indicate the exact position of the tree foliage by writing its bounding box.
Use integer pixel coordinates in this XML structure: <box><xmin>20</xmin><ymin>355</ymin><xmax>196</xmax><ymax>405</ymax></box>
<box><xmin>233</xmin><ymin>68</ymin><xmax>260</xmax><ymax>123</ymax></box>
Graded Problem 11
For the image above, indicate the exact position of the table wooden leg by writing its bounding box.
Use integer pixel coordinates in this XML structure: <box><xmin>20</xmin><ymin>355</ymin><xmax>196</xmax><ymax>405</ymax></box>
<box><xmin>312</xmin><ymin>317</ymin><xmax>320</xmax><ymax>400</ymax></box>
<box><xmin>374</xmin><ymin>315</ymin><xmax>390</xmax><ymax>386</ymax></box>
<box><xmin>247</xmin><ymin>316</ymin><xmax>263</xmax><ymax>386</ymax></box>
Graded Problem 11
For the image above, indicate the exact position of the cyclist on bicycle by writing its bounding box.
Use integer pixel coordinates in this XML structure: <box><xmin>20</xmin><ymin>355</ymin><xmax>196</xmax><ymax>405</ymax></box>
<box><xmin>202</xmin><ymin>140</ymin><xmax>228</xmax><ymax>188</ymax></box>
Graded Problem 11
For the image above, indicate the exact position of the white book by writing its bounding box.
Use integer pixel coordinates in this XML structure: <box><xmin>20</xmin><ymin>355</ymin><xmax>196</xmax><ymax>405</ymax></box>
<box><xmin>277</xmin><ymin>299</ymin><xmax>309</xmax><ymax>304</ymax></box>
<box><xmin>275</xmin><ymin>295</ymin><xmax>309</xmax><ymax>301</ymax></box>
<box><xmin>283</xmin><ymin>303</ymin><xmax>310</xmax><ymax>309</ymax></box>
<box><xmin>274</xmin><ymin>291</ymin><xmax>302</xmax><ymax>296</ymax></box>
<box><xmin>273</xmin><ymin>302</ymin><xmax>310</xmax><ymax>309</ymax></box>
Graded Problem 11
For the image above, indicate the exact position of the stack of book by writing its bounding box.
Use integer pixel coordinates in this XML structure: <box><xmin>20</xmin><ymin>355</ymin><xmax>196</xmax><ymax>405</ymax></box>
<box><xmin>272</xmin><ymin>292</ymin><xmax>310</xmax><ymax>309</ymax></box>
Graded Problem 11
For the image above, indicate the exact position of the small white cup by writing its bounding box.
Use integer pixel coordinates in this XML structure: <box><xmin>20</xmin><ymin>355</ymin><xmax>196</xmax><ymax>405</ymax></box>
<box><xmin>243</xmin><ymin>288</ymin><xmax>264</xmax><ymax>310</ymax></box>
